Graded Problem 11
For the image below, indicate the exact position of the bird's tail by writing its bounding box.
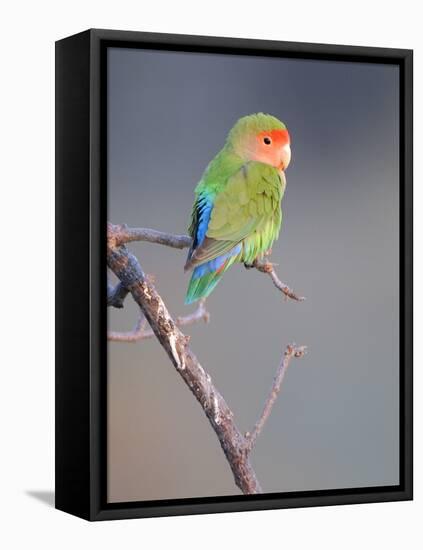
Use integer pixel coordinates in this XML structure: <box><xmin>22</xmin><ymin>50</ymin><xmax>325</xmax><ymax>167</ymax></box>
<box><xmin>185</xmin><ymin>269</ymin><xmax>224</xmax><ymax>304</ymax></box>
<box><xmin>185</xmin><ymin>246</ymin><xmax>241</xmax><ymax>304</ymax></box>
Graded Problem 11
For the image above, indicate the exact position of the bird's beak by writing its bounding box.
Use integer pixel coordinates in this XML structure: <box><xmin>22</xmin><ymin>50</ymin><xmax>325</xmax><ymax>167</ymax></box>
<box><xmin>280</xmin><ymin>144</ymin><xmax>291</xmax><ymax>170</ymax></box>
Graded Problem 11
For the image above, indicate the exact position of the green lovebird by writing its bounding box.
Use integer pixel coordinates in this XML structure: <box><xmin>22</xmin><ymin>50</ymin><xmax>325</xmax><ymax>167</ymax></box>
<box><xmin>184</xmin><ymin>113</ymin><xmax>291</xmax><ymax>304</ymax></box>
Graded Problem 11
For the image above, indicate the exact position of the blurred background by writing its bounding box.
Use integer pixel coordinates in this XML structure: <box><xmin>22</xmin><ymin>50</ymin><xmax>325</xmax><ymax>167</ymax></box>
<box><xmin>107</xmin><ymin>47</ymin><xmax>399</xmax><ymax>503</ymax></box>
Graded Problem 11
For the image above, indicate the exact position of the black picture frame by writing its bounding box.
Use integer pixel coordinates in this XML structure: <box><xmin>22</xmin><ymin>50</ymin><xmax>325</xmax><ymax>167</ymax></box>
<box><xmin>55</xmin><ymin>28</ymin><xmax>413</xmax><ymax>521</ymax></box>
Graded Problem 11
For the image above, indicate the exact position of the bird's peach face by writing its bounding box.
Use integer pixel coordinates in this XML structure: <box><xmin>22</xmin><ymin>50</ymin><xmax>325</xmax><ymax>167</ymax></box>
<box><xmin>250</xmin><ymin>129</ymin><xmax>291</xmax><ymax>171</ymax></box>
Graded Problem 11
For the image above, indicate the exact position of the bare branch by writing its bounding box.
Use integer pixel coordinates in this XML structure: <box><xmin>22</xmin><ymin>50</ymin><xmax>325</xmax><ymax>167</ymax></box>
<box><xmin>107</xmin><ymin>280</ymin><xmax>129</xmax><ymax>308</ymax></box>
<box><xmin>245</xmin><ymin>344</ymin><xmax>307</xmax><ymax>454</ymax></box>
<box><xmin>107</xmin><ymin>221</ymin><xmax>307</xmax><ymax>493</ymax></box>
<box><xmin>107</xmin><ymin>223</ymin><xmax>262</xmax><ymax>494</ymax></box>
<box><xmin>107</xmin><ymin>222</ymin><xmax>304</xmax><ymax>301</ymax></box>
<box><xmin>108</xmin><ymin>299</ymin><xmax>210</xmax><ymax>343</ymax></box>
<box><xmin>108</xmin><ymin>222</ymin><xmax>192</xmax><ymax>249</ymax></box>
<box><xmin>108</xmin><ymin>312</ymin><xmax>148</xmax><ymax>342</ymax></box>
<box><xmin>252</xmin><ymin>258</ymin><xmax>305</xmax><ymax>302</ymax></box>
<box><xmin>175</xmin><ymin>299</ymin><xmax>210</xmax><ymax>327</ymax></box>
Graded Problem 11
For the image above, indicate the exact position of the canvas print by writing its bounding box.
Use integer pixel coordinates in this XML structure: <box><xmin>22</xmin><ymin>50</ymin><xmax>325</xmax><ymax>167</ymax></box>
<box><xmin>107</xmin><ymin>47</ymin><xmax>399</xmax><ymax>503</ymax></box>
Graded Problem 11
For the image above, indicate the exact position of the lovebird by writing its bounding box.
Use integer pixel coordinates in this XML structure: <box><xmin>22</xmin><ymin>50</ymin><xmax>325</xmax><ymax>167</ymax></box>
<box><xmin>184</xmin><ymin>113</ymin><xmax>291</xmax><ymax>304</ymax></box>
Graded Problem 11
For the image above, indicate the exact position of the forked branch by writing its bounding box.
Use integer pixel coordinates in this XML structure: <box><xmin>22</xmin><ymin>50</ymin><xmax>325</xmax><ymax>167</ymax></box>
<box><xmin>107</xmin><ymin>223</ymin><xmax>261</xmax><ymax>493</ymax></box>
<box><xmin>107</xmin><ymin>222</ymin><xmax>306</xmax><ymax>494</ymax></box>
<box><xmin>107</xmin><ymin>223</ymin><xmax>303</xmax><ymax>303</ymax></box>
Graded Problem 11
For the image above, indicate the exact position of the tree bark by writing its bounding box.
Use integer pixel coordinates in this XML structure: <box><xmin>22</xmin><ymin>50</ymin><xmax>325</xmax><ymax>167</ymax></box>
<box><xmin>107</xmin><ymin>223</ymin><xmax>262</xmax><ymax>493</ymax></box>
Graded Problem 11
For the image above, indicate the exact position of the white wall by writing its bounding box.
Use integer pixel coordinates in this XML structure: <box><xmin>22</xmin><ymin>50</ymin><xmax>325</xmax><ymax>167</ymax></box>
<box><xmin>0</xmin><ymin>1</ymin><xmax>420</xmax><ymax>548</ymax></box>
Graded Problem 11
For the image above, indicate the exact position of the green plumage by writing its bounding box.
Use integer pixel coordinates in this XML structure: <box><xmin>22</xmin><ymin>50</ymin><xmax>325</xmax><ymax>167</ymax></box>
<box><xmin>185</xmin><ymin>113</ymin><xmax>288</xmax><ymax>304</ymax></box>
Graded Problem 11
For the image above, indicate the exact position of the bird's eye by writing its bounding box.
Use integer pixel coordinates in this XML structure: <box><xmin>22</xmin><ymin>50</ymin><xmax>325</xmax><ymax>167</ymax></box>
<box><xmin>263</xmin><ymin>137</ymin><xmax>272</xmax><ymax>145</ymax></box>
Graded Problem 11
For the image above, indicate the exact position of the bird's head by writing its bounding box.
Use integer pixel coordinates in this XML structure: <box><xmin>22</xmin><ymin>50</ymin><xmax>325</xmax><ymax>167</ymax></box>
<box><xmin>227</xmin><ymin>113</ymin><xmax>291</xmax><ymax>171</ymax></box>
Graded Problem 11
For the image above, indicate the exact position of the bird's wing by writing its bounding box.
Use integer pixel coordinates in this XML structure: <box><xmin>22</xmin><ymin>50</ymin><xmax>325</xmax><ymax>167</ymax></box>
<box><xmin>185</xmin><ymin>162</ymin><xmax>282</xmax><ymax>270</ymax></box>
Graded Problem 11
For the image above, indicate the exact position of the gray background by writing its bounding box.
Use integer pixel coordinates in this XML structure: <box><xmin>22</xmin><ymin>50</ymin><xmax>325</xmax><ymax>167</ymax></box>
<box><xmin>107</xmin><ymin>47</ymin><xmax>399</xmax><ymax>503</ymax></box>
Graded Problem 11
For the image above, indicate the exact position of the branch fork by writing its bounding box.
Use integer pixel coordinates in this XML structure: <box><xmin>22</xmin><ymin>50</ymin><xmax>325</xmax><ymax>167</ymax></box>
<box><xmin>107</xmin><ymin>222</ymin><xmax>307</xmax><ymax>494</ymax></box>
